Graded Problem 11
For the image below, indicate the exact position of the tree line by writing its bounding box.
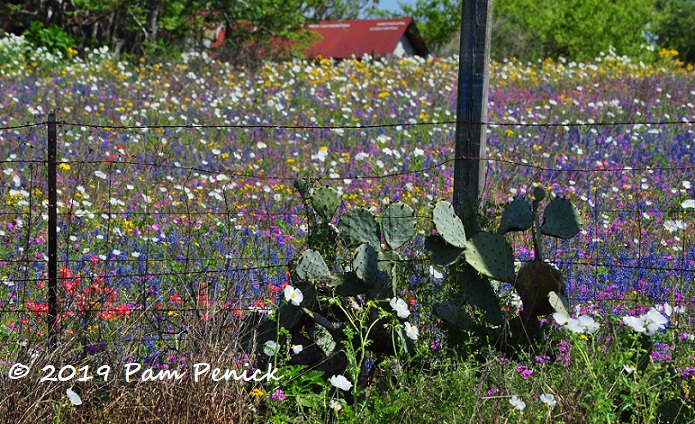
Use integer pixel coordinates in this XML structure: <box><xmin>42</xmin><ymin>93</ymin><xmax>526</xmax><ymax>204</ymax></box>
<box><xmin>2</xmin><ymin>0</ymin><xmax>693</xmax><ymax>65</ymax></box>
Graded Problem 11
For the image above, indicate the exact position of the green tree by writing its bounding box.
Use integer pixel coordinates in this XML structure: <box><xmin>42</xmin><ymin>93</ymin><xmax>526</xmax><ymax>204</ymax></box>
<box><xmin>204</xmin><ymin>0</ymin><xmax>324</xmax><ymax>67</ymax></box>
<box><xmin>493</xmin><ymin>0</ymin><xmax>657</xmax><ymax>61</ymax></box>
<box><xmin>311</xmin><ymin>0</ymin><xmax>379</xmax><ymax>19</ymax></box>
<box><xmin>652</xmin><ymin>0</ymin><xmax>695</xmax><ymax>63</ymax></box>
<box><xmin>388</xmin><ymin>0</ymin><xmax>460</xmax><ymax>55</ymax></box>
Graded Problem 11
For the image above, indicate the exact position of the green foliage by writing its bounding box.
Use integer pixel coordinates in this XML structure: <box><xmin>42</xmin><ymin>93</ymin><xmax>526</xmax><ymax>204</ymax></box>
<box><xmin>493</xmin><ymin>0</ymin><xmax>657</xmax><ymax>61</ymax></box>
<box><xmin>652</xmin><ymin>0</ymin><xmax>695</xmax><ymax>63</ymax></box>
<box><xmin>313</xmin><ymin>0</ymin><xmax>378</xmax><ymax>19</ymax></box>
<box><xmin>22</xmin><ymin>22</ymin><xmax>76</xmax><ymax>55</ymax></box>
<box><xmin>397</xmin><ymin>0</ymin><xmax>462</xmax><ymax>55</ymax></box>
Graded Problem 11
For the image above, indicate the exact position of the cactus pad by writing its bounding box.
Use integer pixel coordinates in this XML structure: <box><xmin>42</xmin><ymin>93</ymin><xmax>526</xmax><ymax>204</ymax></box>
<box><xmin>458</xmin><ymin>266</ymin><xmax>504</xmax><ymax>326</ymax></box>
<box><xmin>294</xmin><ymin>179</ymin><xmax>312</xmax><ymax>201</ymax></box>
<box><xmin>540</xmin><ymin>197</ymin><xmax>583</xmax><ymax>239</ymax></box>
<box><xmin>433</xmin><ymin>300</ymin><xmax>475</xmax><ymax>332</ymax></box>
<box><xmin>432</xmin><ymin>201</ymin><xmax>467</xmax><ymax>248</ymax></box>
<box><xmin>296</xmin><ymin>250</ymin><xmax>332</xmax><ymax>281</ymax></box>
<box><xmin>464</xmin><ymin>231</ymin><xmax>516</xmax><ymax>283</ymax></box>
<box><xmin>338</xmin><ymin>207</ymin><xmax>381</xmax><ymax>248</ymax></box>
<box><xmin>354</xmin><ymin>242</ymin><xmax>378</xmax><ymax>284</ymax></box>
<box><xmin>498</xmin><ymin>198</ymin><xmax>533</xmax><ymax>235</ymax></box>
<box><xmin>533</xmin><ymin>186</ymin><xmax>546</xmax><ymax>202</ymax></box>
<box><xmin>311</xmin><ymin>186</ymin><xmax>341</xmax><ymax>221</ymax></box>
<box><xmin>425</xmin><ymin>234</ymin><xmax>463</xmax><ymax>267</ymax></box>
<box><xmin>331</xmin><ymin>272</ymin><xmax>371</xmax><ymax>297</ymax></box>
<box><xmin>514</xmin><ymin>260</ymin><xmax>565</xmax><ymax>316</ymax></box>
<box><xmin>383</xmin><ymin>202</ymin><xmax>416</xmax><ymax>250</ymax></box>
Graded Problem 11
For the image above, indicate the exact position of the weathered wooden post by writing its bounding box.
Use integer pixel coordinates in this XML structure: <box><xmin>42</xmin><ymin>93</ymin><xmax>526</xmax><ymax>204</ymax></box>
<box><xmin>453</xmin><ymin>0</ymin><xmax>493</xmax><ymax>236</ymax></box>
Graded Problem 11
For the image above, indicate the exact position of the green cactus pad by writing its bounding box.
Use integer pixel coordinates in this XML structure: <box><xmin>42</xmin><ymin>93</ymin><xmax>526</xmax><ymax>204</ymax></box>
<box><xmin>548</xmin><ymin>291</ymin><xmax>570</xmax><ymax>317</ymax></box>
<box><xmin>354</xmin><ymin>242</ymin><xmax>379</xmax><ymax>284</ymax></box>
<box><xmin>657</xmin><ymin>398</ymin><xmax>693</xmax><ymax>423</ymax></box>
<box><xmin>338</xmin><ymin>207</ymin><xmax>381</xmax><ymax>248</ymax></box>
<box><xmin>294</xmin><ymin>179</ymin><xmax>312</xmax><ymax>200</ymax></box>
<box><xmin>383</xmin><ymin>202</ymin><xmax>416</xmax><ymax>250</ymax></box>
<box><xmin>540</xmin><ymin>197</ymin><xmax>583</xmax><ymax>239</ymax></box>
<box><xmin>533</xmin><ymin>186</ymin><xmax>546</xmax><ymax>202</ymax></box>
<box><xmin>464</xmin><ymin>231</ymin><xmax>516</xmax><ymax>283</ymax></box>
<box><xmin>311</xmin><ymin>186</ymin><xmax>341</xmax><ymax>221</ymax></box>
<box><xmin>514</xmin><ymin>260</ymin><xmax>564</xmax><ymax>316</ymax></box>
<box><xmin>498</xmin><ymin>198</ymin><xmax>533</xmax><ymax>235</ymax></box>
<box><xmin>296</xmin><ymin>250</ymin><xmax>332</xmax><ymax>281</ymax></box>
<box><xmin>310</xmin><ymin>322</ymin><xmax>336</xmax><ymax>356</ymax></box>
<box><xmin>458</xmin><ymin>266</ymin><xmax>504</xmax><ymax>326</ymax></box>
<box><xmin>432</xmin><ymin>201</ymin><xmax>467</xmax><ymax>248</ymax></box>
<box><xmin>433</xmin><ymin>300</ymin><xmax>475</xmax><ymax>332</ymax></box>
<box><xmin>377</xmin><ymin>250</ymin><xmax>401</xmax><ymax>273</ymax></box>
<box><xmin>425</xmin><ymin>234</ymin><xmax>464</xmax><ymax>267</ymax></box>
<box><xmin>331</xmin><ymin>272</ymin><xmax>371</xmax><ymax>297</ymax></box>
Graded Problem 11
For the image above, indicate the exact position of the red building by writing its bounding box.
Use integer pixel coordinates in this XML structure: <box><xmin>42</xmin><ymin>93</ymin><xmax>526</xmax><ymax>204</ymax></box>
<box><xmin>305</xmin><ymin>18</ymin><xmax>428</xmax><ymax>59</ymax></box>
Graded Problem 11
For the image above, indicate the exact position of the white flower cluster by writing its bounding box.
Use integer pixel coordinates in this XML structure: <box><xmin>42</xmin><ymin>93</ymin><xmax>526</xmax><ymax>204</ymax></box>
<box><xmin>553</xmin><ymin>313</ymin><xmax>600</xmax><ymax>334</ymax></box>
<box><xmin>622</xmin><ymin>307</ymin><xmax>668</xmax><ymax>336</ymax></box>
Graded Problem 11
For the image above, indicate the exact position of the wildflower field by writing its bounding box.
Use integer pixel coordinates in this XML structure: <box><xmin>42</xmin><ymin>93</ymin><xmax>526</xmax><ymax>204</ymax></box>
<box><xmin>1</xmin><ymin>34</ymin><xmax>695</xmax><ymax>423</ymax></box>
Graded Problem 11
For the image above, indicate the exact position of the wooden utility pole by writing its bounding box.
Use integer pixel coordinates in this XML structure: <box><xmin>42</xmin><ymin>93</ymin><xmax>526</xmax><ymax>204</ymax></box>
<box><xmin>453</xmin><ymin>0</ymin><xmax>493</xmax><ymax>236</ymax></box>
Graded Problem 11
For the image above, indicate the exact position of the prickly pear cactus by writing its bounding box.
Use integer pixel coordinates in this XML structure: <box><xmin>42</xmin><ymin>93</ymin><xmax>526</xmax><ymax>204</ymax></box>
<box><xmin>457</xmin><ymin>266</ymin><xmax>504</xmax><ymax>325</ymax></box>
<box><xmin>288</xmin><ymin>180</ymin><xmax>419</xmax><ymax>379</ymax></box>
<box><xmin>541</xmin><ymin>197</ymin><xmax>583</xmax><ymax>239</ymax></box>
<box><xmin>433</xmin><ymin>300</ymin><xmax>476</xmax><ymax>332</ymax></box>
<box><xmin>515</xmin><ymin>260</ymin><xmax>564</xmax><ymax>316</ymax></box>
<box><xmin>425</xmin><ymin>234</ymin><xmax>464</xmax><ymax>267</ymax></box>
<box><xmin>338</xmin><ymin>207</ymin><xmax>381</xmax><ymax>248</ymax></box>
<box><xmin>498</xmin><ymin>198</ymin><xmax>533</xmax><ymax>235</ymax></box>
<box><xmin>353</xmin><ymin>243</ymin><xmax>379</xmax><ymax>285</ymax></box>
<box><xmin>311</xmin><ymin>186</ymin><xmax>341</xmax><ymax>221</ymax></box>
<box><xmin>383</xmin><ymin>202</ymin><xmax>416</xmax><ymax>250</ymax></box>
<box><xmin>296</xmin><ymin>249</ymin><xmax>332</xmax><ymax>281</ymax></box>
<box><xmin>463</xmin><ymin>231</ymin><xmax>516</xmax><ymax>284</ymax></box>
<box><xmin>432</xmin><ymin>201</ymin><xmax>467</xmax><ymax>248</ymax></box>
<box><xmin>496</xmin><ymin>189</ymin><xmax>583</xmax><ymax>318</ymax></box>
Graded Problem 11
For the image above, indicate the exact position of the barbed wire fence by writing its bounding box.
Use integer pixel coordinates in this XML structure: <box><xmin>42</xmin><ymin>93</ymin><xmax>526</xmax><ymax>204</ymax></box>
<box><xmin>0</xmin><ymin>112</ymin><xmax>693</xmax><ymax>355</ymax></box>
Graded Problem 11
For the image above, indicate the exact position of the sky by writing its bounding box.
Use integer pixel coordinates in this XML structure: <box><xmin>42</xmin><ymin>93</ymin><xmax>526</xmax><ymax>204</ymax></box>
<box><xmin>376</xmin><ymin>0</ymin><xmax>417</xmax><ymax>14</ymax></box>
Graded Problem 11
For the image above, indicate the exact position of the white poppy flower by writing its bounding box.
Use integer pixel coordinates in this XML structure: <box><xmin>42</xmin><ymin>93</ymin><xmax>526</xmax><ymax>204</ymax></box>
<box><xmin>509</xmin><ymin>395</ymin><xmax>526</xmax><ymax>411</ymax></box>
<box><xmin>329</xmin><ymin>399</ymin><xmax>342</xmax><ymax>412</ymax></box>
<box><xmin>540</xmin><ymin>393</ymin><xmax>556</xmax><ymax>407</ymax></box>
<box><xmin>390</xmin><ymin>297</ymin><xmax>410</xmax><ymax>318</ymax></box>
<box><xmin>263</xmin><ymin>340</ymin><xmax>278</xmax><ymax>357</ymax></box>
<box><xmin>284</xmin><ymin>285</ymin><xmax>303</xmax><ymax>306</ymax></box>
<box><xmin>329</xmin><ymin>374</ymin><xmax>352</xmax><ymax>391</ymax></box>
<box><xmin>66</xmin><ymin>387</ymin><xmax>82</xmax><ymax>406</ymax></box>
<box><xmin>404</xmin><ymin>322</ymin><xmax>419</xmax><ymax>340</ymax></box>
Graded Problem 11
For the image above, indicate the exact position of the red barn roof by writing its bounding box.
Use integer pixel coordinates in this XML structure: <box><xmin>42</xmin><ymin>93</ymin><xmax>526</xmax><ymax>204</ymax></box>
<box><xmin>305</xmin><ymin>18</ymin><xmax>428</xmax><ymax>59</ymax></box>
